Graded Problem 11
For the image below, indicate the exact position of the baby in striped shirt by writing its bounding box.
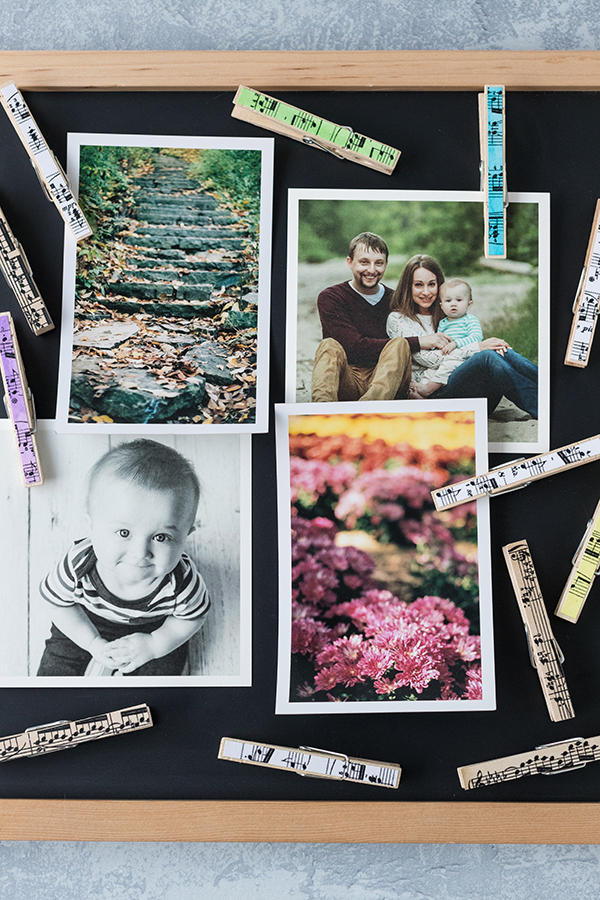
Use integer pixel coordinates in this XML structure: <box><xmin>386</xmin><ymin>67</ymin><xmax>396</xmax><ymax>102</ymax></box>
<box><xmin>409</xmin><ymin>278</ymin><xmax>486</xmax><ymax>398</ymax></box>
<box><xmin>37</xmin><ymin>439</ymin><xmax>210</xmax><ymax>677</ymax></box>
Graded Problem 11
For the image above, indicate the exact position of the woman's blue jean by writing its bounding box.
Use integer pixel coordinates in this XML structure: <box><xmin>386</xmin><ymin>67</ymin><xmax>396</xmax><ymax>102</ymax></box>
<box><xmin>434</xmin><ymin>349</ymin><xmax>538</xmax><ymax>418</ymax></box>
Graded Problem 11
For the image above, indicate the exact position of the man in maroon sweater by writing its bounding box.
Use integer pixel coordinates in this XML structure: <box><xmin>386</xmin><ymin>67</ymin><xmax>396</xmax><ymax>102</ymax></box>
<box><xmin>311</xmin><ymin>232</ymin><xmax>412</xmax><ymax>402</ymax></box>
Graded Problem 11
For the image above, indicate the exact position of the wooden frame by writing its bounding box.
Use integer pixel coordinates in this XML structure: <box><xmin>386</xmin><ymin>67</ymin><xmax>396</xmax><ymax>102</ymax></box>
<box><xmin>0</xmin><ymin>49</ymin><xmax>598</xmax><ymax>844</ymax></box>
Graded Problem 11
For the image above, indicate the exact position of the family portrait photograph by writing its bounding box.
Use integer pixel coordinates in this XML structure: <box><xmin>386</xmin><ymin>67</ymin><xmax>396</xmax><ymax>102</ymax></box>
<box><xmin>0</xmin><ymin>423</ymin><xmax>251</xmax><ymax>687</ymax></box>
<box><xmin>57</xmin><ymin>133</ymin><xmax>273</xmax><ymax>435</ymax></box>
<box><xmin>286</xmin><ymin>189</ymin><xmax>550</xmax><ymax>455</ymax></box>
<box><xmin>275</xmin><ymin>400</ymin><xmax>495</xmax><ymax>714</ymax></box>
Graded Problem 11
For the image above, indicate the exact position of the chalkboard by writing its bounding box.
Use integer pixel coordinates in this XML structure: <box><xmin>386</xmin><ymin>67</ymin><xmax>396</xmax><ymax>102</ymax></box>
<box><xmin>0</xmin><ymin>52</ymin><xmax>600</xmax><ymax>843</ymax></box>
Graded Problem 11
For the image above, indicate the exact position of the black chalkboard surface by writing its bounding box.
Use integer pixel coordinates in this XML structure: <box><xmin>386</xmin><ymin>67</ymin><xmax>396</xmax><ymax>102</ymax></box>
<box><xmin>0</xmin><ymin>85</ymin><xmax>600</xmax><ymax>811</ymax></box>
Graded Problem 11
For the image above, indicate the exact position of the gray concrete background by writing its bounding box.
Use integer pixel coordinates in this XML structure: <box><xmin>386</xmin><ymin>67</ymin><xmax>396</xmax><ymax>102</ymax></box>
<box><xmin>2</xmin><ymin>1</ymin><xmax>599</xmax><ymax>896</ymax></box>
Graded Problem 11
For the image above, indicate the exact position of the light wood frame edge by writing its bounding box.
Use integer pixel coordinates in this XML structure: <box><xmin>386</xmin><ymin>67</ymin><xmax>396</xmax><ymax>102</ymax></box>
<box><xmin>0</xmin><ymin>50</ymin><xmax>600</xmax><ymax>90</ymax></box>
<box><xmin>0</xmin><ymin>800</ymin><xmax>597</xmax><ymax>842</ymax></box>
<box><xmin>0</xmin><ymin>49</ymin><xmax>596</xmax><ymax>843</ymax></box>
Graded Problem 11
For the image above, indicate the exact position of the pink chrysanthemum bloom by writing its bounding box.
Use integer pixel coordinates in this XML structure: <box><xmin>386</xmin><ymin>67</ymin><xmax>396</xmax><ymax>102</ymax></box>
<box><xmin>464</xmin><ymin>666</ymin><xmax>483</xmax><ymax>700</ymax></box>
<box><xmin>314</xmin><ymin>634</ymin><xmax>365</xmax><ymax>690</ymax></box>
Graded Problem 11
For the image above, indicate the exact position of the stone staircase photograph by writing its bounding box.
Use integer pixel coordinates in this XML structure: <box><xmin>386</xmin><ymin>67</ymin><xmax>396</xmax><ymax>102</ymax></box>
<box><xmin>69</xmin><ymin>147</ymin><xmax>263</xmax><ymax>426</ymax></box>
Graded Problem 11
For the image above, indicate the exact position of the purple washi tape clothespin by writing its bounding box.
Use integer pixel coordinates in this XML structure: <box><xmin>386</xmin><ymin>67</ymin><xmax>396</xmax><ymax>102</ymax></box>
<box><xmin>0</xmin><ymin>312</ymin><xmax>43</xmax><ymax>486</ymax></box>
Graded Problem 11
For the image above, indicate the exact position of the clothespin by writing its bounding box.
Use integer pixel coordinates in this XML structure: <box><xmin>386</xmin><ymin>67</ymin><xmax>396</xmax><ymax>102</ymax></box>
<box><xmin>555</xmin><ymin>497</ymin><xmax>600</xmax><ymax>623</ymax></box>
<box><xmin>232</xmin><ymin>86</ymin><xmax>400</xmax><ymax>175</ymax></box>
<box><xmin>0</xmin><ymin>82</ymin><xmax>92</xmax><ymax>241</ymax></box>
<box><xmin>431</xmin><ymin>432</ymin><xmax>600</xmax><ymax>510</ymax></box>
<box><xmin>0</xmin><ymin>311</ymin><xmax>43</xmax><ymax>486</ymax></box>
<box><xmin>564</xmin><ymin>200</ymin><xmax>600</xmax><ymax>367</ymax></box>
<box><xmin>479</xmin><ymin>84</ymin><xmax>507</xmax><ymax>258</ymax></box>
<box><xmin>503</xmin><ymin>539</ymin><xmax>574</xmax><ymax>722</ymax></box>
<box><xmin>458</xmin><ymin>734</ymin><xmax>600</xmax><ymax>790</ymax></box>
<box><xmin>0</xmin><ymin>203</ymin><xmax>53</xmax><ymax>335</ymax></box>
<box><xmin>218</xmin><ymin>737</ymin><xmax>401</xmax><ymax>788</ymax></box>
<box><xmin>0</xmin><ymin>705</ymin><xmax>152</xmax><ymax>762</ymax></box>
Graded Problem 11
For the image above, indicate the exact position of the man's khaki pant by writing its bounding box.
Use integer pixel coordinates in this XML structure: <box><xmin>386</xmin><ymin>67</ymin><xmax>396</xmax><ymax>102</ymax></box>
<box><xmin>311</xmin><ymin>337</ymin><xmax>412</xmax><ymax>402</ymax></box>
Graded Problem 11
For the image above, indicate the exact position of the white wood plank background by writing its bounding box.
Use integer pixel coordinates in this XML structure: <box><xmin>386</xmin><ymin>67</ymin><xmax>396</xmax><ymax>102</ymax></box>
<box><xmin>0</xmin><ymin>423</ymin><xmax>248</xmax><ymax>680</ymax></box>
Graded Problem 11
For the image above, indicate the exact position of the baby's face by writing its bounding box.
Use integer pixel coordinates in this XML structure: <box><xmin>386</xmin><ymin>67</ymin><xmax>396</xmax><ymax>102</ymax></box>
<box><xmin>440</xmin><ymin>287</ymin><xmax>472</xmax><ymax>320</ymax></box>
<box><xmin>86</xmin><ymin>474</ymin><xmax>196</xmax><ymax>599</ymax></box>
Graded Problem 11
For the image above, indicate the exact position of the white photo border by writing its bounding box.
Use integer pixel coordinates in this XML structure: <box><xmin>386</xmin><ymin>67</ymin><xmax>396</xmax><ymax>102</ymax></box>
<box><xmin>285</xmin><ymin>188</ymin><xmax>550</xmax><ymax>456</ymax></box>
<box><xmin>0</xmin><ymin>421</ymin><xmax>252</xmax><ymax>687</ymax></box>
<box><xmin>57</xmin><ymin>133</ymin><xmax>274</xmax><ymax>435</ymax></box>
<box><xmin>275</xmin><ymin>397</ymin><xmax>495</xmax><ymax>714</ymax></box>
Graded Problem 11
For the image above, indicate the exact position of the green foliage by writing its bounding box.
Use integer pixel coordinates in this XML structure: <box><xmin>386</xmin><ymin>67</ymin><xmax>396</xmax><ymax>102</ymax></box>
<box><xmin>78</xmin><ymin>145</ymin><xmax>154</xmax><ymax>238</ymax></box>
<box><xmin>409</xmin><ymin>551</ymin><xmax>480</xmax><ymax>631</ymax></box>
<box><xmin>187</xmin><ymin>149</ymin><xmax>261</xmax><ymax>237</ymax></box>
<box><xmin>484</xmin><ymin>280</ymin><xmax>539</xmax><ymax>364</ymax></box>
<box><xmin>298</xmin><ymin>198</ymin><xmax>540</xmax><ymax>273</ymax></box>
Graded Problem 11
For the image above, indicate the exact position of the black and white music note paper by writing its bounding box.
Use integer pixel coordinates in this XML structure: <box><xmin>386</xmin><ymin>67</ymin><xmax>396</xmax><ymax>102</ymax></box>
<box><xmin>0</xmin><ymin>83</ymin><xmax>92</xmax><ymax>241</ymax></box>
<box><xmin>503</xmin><ymin>539</ymin><xmax>575</xmax><ymax>722</ymax></box>
<box><xmin>218</xmin><ymin>738</ymin><xmax>401</xmax><ymax>788</ymax></box>
<box><xmin>431</xmin><ymin>433</ymin><xmax>600</xmax><ymax>510</ymax></box>
<box><xmin>565</xmin><ymin>200</ymin><xmax>600</xmax><ymax>367</ymax></box>
<box><xmin>0</xmin><ymin>205</ymin><xmax>53</xmax><ymax>335</ymax></box>
<box><xmin>458</xmin><ymin>734</ymin><xmax>600</xmax><ymax>790</ymax></box>
<box><xmin>0</xmin><ymin>705</ymin><xmax>152</xmax><ymax>763</ymax></box>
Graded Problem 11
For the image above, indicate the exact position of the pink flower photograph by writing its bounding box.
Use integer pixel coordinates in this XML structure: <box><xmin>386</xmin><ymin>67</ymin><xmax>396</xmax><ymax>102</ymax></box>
<box><xmin>275</xmin><ymin>400</ymin><xmax>495</xmax><ymax>713</ymax></box>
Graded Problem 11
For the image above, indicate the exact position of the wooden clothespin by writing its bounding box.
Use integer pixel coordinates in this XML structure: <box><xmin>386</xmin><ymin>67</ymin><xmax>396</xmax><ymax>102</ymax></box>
<box><xmin>232</xmin><ymin>86</ymin><xmax>400</xmax><ymax>175</ymax></box>
<box><xmin>479</xmin><ymin>84</ymin><xmax>507</xmax><ymax>258</ymax></box>
<box><xmin>555</xmin><ymin>496</ymin><xmax>600</xmax><ymax>623</ymax></box>
<box><xmin>0</xmin><ymin>705</ymin><xmax>152</xmax><ymax>762</ymax></box>
<box><xmin>0</xmin><ymin>82</ymin><xmax>92</xmax><ymax>241</ymax></box>
<box><xmin>431</xmin><ymin>432</ymin><xmax>600</xmax><ymax>510</ymax></box>
<box><xmin>0</xmin><ymin>311</ymin><xmax>43</xmax><ymax>485</ymax></box>
<box><xmin>503</xmin><ymin>539</ymin><xmax>574</xmax><ymax>722</ymax></box>
<box><xmin>219</xmin><ymin>737</ymin><xmax>401</xmax><ymax>788</ymax></box>
<box><xmin>458</xmin><ymin>734</ymin><xmax>600</xmax><ymax>790</ymax></box>
<box><xmin>0</xmin><ymin>203</ymin><xmax>53</xmax><ymax>335</ymax></box>
<box><xmin>564</xmin><ymin>200</ymin><xmax>600</xmax><ymax>367</ymax></box>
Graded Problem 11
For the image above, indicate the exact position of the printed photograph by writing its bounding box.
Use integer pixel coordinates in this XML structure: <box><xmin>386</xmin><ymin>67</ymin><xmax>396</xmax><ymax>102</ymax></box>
<box><xmin>286</xmin><ymin>189</ymin><xmax>550</xmax><ymax>455</ymax></box>
<box><xmin>0</xmin><ymin>422</ymin><xmax>251</xmax><ymax>686</ymax></box>
<box><xmin>275</xmin><ymin>400</ymin><xmax>495</xmax><ymax>714</ymax></box>
<box><xmin>57</xmin><ymin>134</ymin><xmax>273</xmax><ymax>434</ymax></box>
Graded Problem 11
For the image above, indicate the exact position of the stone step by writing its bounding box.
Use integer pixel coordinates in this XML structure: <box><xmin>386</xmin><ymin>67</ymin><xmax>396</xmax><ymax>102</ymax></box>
<box><xmin>135</xmin><ymin>210</ymin><xmax>214</xmax><ymax>226</ymax></box>
<box><xmin>128</xmin><ymin>257</ymin><xmax>244</xmax><ymax>271</ymax></box>
<box><xmin>105</xmin><ymin>280</ymin><xmax>213</xmax><ymax>302</ymax></box>
<box><xmin>133</xmin><ymin>225</ymin><xmax>246</xmax><ymax>240</ymax></box>
<box><xmin>132</xmin><ymin>177</ymin><xmax>202</xmax><ymax>190</ymax></box>
<box><xmin>133</xmin><ymin>195</ymin><xmax>219</xmax><ymax>209</ymax></box>
<box><xmin>119</xmin><ymin>268</ymin><xmax>243</xmax><ymax>288</ymax></box>
<box><xmin>123</xmin><ymin>234</ymin><xmax>246</xmax><ymax>252</ymax></box>
<box><xmin>134</xmin><ymin>206</ymin><xmax>234</xmax><ymax>224</ymax></box>
<box><xmin>71</xmin><ymin>357</ymin><xmax>206</xmax><ymax>424</ymax></box>
<box><xmin>98</xmin><ymin>296</ymin><xmax>215</xmax><ymax>318</ymax></box>
<box><xmin>184</xmin><ymin>342</ymin><xmax>237</xmax><ymax>386</ymax></box>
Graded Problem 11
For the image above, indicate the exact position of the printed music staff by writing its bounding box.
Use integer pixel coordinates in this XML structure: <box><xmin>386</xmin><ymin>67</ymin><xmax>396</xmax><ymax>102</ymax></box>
<box><xmin>555</xmin><ymin>496</ymin><xmax>600</xmax><ymax>623</ymax></box>
<box><xmin>458</xmin><ymin>733</ymin><xmax>600</xmax><ymax>790</ymax></box>
<box><xmin>565</xmin><ymin>200</ymin><xmax>600</xmax><ymax>367</ymax></box>
<box><xmin>0</xmin><ymin>705</ymin><xmax>152</xmax><ymax>762</ymax></box>
<box><xmin>0</xmin><ymin>311</ymin><xmax>43</xmax><ymax>486</ymax></box>
<box><xmin>431</xmin><ymin>432</ymin><xmax>600</xmax><ymax>510</ymax></box>
<box><xmin>218</xmin><ymin>738</ymin><xmax>401</xmax><ymax>788</ymax></box>
<box><xmin>0</xmin><ymin>203</ymin><xmax>53</xmax><ymax>335</ymax></box>
<box><xmin>232</xmin><ymin>86</ymin><xmax>401</xmax><ymax>175</ymax></box>
<box><xmin>503</xmin><ymin>539</ymin><xmax>575</xmax><ymax>722</ymax></box>
<box><xmin>479</xmin><ymin>84</ymin><xmax>507</xmax><ymax>259</ymax></box>
<box><xmin>0</xmin><ymin>82</ymin><xmax>92</xmax><ymax>241</ymax></box>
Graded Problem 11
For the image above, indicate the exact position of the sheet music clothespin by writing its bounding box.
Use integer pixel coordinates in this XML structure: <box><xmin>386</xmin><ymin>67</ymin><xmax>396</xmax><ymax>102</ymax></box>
<box><xmin>232</xmin><ymin>86</ymin><xmax>401</xmax><ymax>176</ymax></box>
<box><xmin>218</xmin><ymin>737</ymin><xmax>401</xmax><ymax>788</ymax></box>
<box><xmin>479</xmin><ymin>84</ymin><xmax>507</xmax><ymax>259</ymax></box>
<box><xmin>0</xmin><ymin>705</ymin><xmax>152</xmax><ymax>763</ymax></box>
<box><xmin>555</xmin><ymin>496</ymin><xmax>600</xmax><ymax>623</ymax></box>
<box><xmin>564</xmin><ymin>200</ymin><xmax>600</xmax><ymax>367</ymax></box>
<box><xmin>458</xmin><ymin>733</ymin><xmax>600</xmax><ymax>790</ymax></box>
<box><xmin>0</xmin><ymin>82</ymin><xmax>92</xmax><ymax>241</ymax></box>
<box><xmin>0</xmin><ymin>312</ymin><xmax>42</xmax><ymax>486</ymax></box>
<box><xmin>503</xmin><ymin>539</ymin><xmax>575</xmax><ymax>722</ymax></box>
<box><xmin>0</xmin><ymin>203</ymin><xmax>53</xmax><ymax>335</ymax></box>
<box><xmin>431</xmin><ymin>432</ymin><xmax>600</xmax><ymax>510</ymax></box>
